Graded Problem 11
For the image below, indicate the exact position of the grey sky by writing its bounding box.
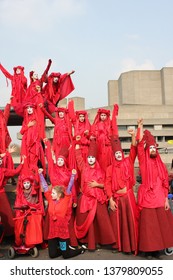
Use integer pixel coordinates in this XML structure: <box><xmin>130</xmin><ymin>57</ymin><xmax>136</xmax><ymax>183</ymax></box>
<box><xmin>1</xmin><ymin>0</ymin><xmax>173</xmax><ymax>143</ymax></box>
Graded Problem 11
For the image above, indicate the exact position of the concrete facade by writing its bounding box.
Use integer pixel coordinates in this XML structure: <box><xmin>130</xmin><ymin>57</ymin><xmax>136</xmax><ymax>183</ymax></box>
<box><xmin>108</xmin><ymin>67</ymin><xmax>173</xmax><ymax>106</ymax></box>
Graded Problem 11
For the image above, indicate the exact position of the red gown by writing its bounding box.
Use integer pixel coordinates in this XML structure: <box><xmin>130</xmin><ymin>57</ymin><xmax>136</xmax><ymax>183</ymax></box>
<box><xmin>105</xmin><ymin>145</ymin><xmax>139</xmax><ymax>254</ymax></box>
<box><xmin>0</xmin><ymin>164</ymin><xmax>23</xmax><ymax>236</ymax></box>
<box><xmin>74</xmin><ymin>148</ymin><xmax>115</xmax><ymax>250</ymax></box>
<box><xmin>0</xmin><ymin>103</ymin><xmax>12</xmax><ymax>154</ymax></box>
<box><xmin>0</xmin><ymin>64</ymin><xmax>27</xmax><ymax>114</ymax></box>
<box><xmin>20</xmin><ymin>106</ymin><xmax>45</xmax><ymax>172</ymax></box>
<box><xmin>41</xmin><ymin>106</ymin><xmax>72</xmax><ymax>159</ymax></box>
<box><xmin>137</xmin><ymin>139</ymin><xmax>173</xmax><ymax>252</ymax></box>
<box><xmin>91</xmin><ymin>109</ymin><xmax>112</xmax><ymax>171</ymax></box>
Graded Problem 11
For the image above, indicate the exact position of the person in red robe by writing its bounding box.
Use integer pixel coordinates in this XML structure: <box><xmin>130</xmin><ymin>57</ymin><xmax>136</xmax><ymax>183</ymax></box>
<box><xmin>0</xmin><ymin>97</ymin><xmax>17</xmax><ymax>184</ymax></box>
<box><xmin>90</xmin><ymin>108</ymin><xmax>112</xmax><ymax>172</ymax></box>
<box><xmin>40</xmin><ymin>105</ymin><xmax>72</xmax><ymax>159</ymax></box>
<box><xmin>0</xmin><ymin>155</ymin><xmax>25</xmax><ymax>236</ymax></box>
<box><xmin>0</xmin><ymin>63</ymin><xmax>27</xmax><ymax>114</ymax></box>
<box><xmin>39</xmin><ymin>168</ymin><xmax>85</xmax><ymax>259</ymax></box>
<box><xmin>43</xmin><ymin>139</ymin><xmax>78</xmax><ymax>248</ymax></box>
<box><xmin>74</xmin><ymin>139</ymin><xmax>116</xmax><ymax>251</ymax></box>
<box><xmin>13</xmin><ymin>167</ymin><xmax>45</xmax><ymax>247</ymax></box>
<box><xmin>0</xmin><ymin>98</ymin><xmax>12</xmax><ymax>155</ymax></box>
<box><xmin>137</xmin><ymin>118</ymin><xmax>173</xmax><ymax>259</ymax></box>
<box><xmin>26</xmin><ymin>59</ymin><xmax>52</xmax><ymax>105</ymax></box>
<box><xmin>20</xmin><ymin>102</ymin><xmax>45</xmax><ymax>174</ymax></box>
<box><xmin>72</xmin><ymin>110</ymin><xmax>91</xmax><ymax>161</ymax></box>
<box><xmin>42</xmin><ymin>70</ymin><xmax>75</xmax><ymax>114</ymax></box>
<box><xmin>22</xmin><ymin>59</ymin><xmax>52</xmax><ymax>138</ymax></box>
<box><xmin>105</xmin><ymin>128</ymin><xmax>138</xmax><ymax>255</ymax></box>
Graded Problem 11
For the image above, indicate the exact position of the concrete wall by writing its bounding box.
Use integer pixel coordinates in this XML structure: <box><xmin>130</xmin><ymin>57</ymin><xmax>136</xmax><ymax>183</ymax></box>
<box><xmin>108</xmin><ymin>67</ymin><xmax>173</xmax><ymax>106</ymax></box>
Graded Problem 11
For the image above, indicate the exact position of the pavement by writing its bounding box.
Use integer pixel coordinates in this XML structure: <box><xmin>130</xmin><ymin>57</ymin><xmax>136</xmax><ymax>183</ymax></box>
<box><xmin>1</xmin><ymin>236</ymin><xmax>173</xmax><ymax>261</ymax></box>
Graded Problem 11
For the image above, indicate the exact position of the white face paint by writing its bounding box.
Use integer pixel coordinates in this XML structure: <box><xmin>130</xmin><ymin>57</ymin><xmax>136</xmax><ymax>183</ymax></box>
<box><xmin>58</xmin><ymin>111</ymin><xmax>64</xmax><ymax>119</ymax></box>
<box><xmin>27</xmin><ymin>106</ymin><xmax>33</xmax><ymax>115</ymax></box>
<box><xmin>57</xmin><ymin>157</ymin><xmax>65</xmax><ymax>167</ymax></box>
<box><xmin>32</xmin><ymin>72</ymin><xmax>38</xmax><ymax>80</ymax></box>
<box><xmin>79</xmin><ymin>114</ymin><xmax>85</xmax><ymax>123</ymax></box>
<box><xmin>100</xmin><ymin>113</ymin><xmax>107</xmax><ymax>121</ymax></box>
<box><xmin>53</xmin><ymin>77</ymin><xmax>59</xmax><ymax>83</ymax></box>
<box><xmin>51</xmin><ymin>189</ymin><xmax>58</xmax><ymax>200</ymax></box>
<box><xmin>87</xmin><ymin>156</ymin><xmax>96</xmax><ymax>165</ymax></box>
<box><xmin>23</xmin><ymin>180</ymin><xmax>31</xmax><ymax>190</ymax></box>
<box><xmin>16</xmin><ymin>68</ymin><xmax>21</xmax><ymax>74</ymax></box>
<box><xmin>115</xmin><ymin>151</ymin><xmax>123</xmax><ymax>161</ymax></box>
<box><xmin>149</xmin><ymin>145</ymin><xmax>157</xmax><ymax>158</ymax></box>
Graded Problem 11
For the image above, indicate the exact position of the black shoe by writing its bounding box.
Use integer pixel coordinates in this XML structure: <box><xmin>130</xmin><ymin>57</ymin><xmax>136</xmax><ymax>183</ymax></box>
<box><xmin>152</xmin><ymin>251</ymin><xmax>162</xmax><ymax>259</ymax></box>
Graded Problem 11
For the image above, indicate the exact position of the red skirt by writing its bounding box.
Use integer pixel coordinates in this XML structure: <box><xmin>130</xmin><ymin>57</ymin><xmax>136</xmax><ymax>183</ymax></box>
<box><xmin>139</xmin><ymin>207</ymin><xmax>173</xmax><ymax>252</ymax></box>
<box><xmin>75</xmin><ymin>195</ymin><xmax>116</xmax><ymax>250</ymax></box>
<box><xmin>109</xmin><ymin>191</ymin><xmax>139</xmax><ymax>254</ymax></box>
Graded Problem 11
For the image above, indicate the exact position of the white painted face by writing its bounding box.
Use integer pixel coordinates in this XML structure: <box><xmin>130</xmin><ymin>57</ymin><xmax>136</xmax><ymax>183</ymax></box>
<box><xmin>32</xmin><ymin>72</ymin><xmax>38</xmax><ymax>80</ymax></box>
<box><xmin>57</xmin><ymin>157</ymin><xmax>65</xmax><ymax>167</ymax></box>
<box><xmin>27</xmin><ymin>106</ymin><xmax>33</xmax><ymax>115</ymax></box>
<box><xmin>87</xmin><ymin>156</ymin><xmax>96</xmax><ymax>165</ymax></box>
<box><xmin>100</xmin><ymin>113</ymin><xmax>107</xmax><ymax>121</ymax></box>
<box><xmin>23</xmin><ymin>180</ymin><xmax>31</xmax><ymax>190</ymax></box>
<box><xmin>51</xmin><ymin>189</ymin><xmax>58</xmax><ymax>200</ymax></box>
<box><xmin>53</xmin><ymin>77</ymin><xmax>59</xmax><ymax>83</ymax></box>
<box><xmin>115</xmin><ymin>151</ymin><xmax>123</xmax><ymax>161</ymax></box>
<box><xmin>58</xmin><ymin>111</ymin><xmax>64</xmax><ymax>119</ymax></box>
<box><xmin>79</xmin><ymin>114</ymin><xmax>85</xmax><ymax>123</ymax></box>
<box><xmin>149</xmin><ymin>145</ymin><xmax>157</xmax><ymax>158</ymax></box>
<box><xmin>16</xmin><ymin>68</ymin><xmax>21</xmax><ymax>74</ymax></box>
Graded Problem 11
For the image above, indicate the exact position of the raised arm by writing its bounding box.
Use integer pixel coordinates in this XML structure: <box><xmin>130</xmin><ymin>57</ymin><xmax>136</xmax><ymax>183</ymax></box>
<box><xmin>0</xmin><ymin>63</ymin><xmax>13</xmax><ymax>80</ymax></box>
<box><xmin>66</xmin><ymin>169</ymin><xmax>77</xmax><ymax>194</ymax></box>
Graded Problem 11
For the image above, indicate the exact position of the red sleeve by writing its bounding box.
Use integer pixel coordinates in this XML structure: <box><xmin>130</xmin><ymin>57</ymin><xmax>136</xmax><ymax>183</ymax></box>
<box><xmin>137</xmin><ymin>139</ymin><xmax>146</xmax><ymax>179</ymax></box>
<box><xmin>75</xmin><ymin>148</ymin><xmax>85</xmax><ymax>172</ymax></box>
<box><xmin>45</xmin><ymin>141</ymin><xmax>54</xmax><ymax>180</ymax></box>
<box><xmin>41</xmin><ymin>106</ymin><xmax>55</xmax><ymax>124</ymax></box>
<box><xmin>44</xmin><ymin>190</ymin><xmax>52</xmax><ymax>202</ymax></box>
<box><xmin>4</xmin><ymin>164</ymin><xmax>23</xmax><ymax>178</ymax></box>
<box><xmin>59</xmin><ymin>74</ymin><xmax>75</xmax><ymax>100</ymax></box>
<box><xmin>40</xmin><ymin>59</ymin><xmax>52</xmax><ymax>84</ymax></box>
<box><xmin>105</xmin><ymin>166</ymin><xmax>113</xmax><ymax>199</ymax></box>
<box><xmin>0</xmin><ymin>64</ymin><xmax>13</xmax><ymax>80</ymax></box>
<box><xmin>20</xmin><ymin>124</ymin><xmax>28</xmax><ymax>135</ymax></box>
<box><xmin>3</xmin><ymin>103</ymin><xmax>11</xmax><ymax>124</ymax></box>
<box><xmin>129</xmin><ymin>144</ymin><xmax>137</xmax><ymax>164</ymax></box>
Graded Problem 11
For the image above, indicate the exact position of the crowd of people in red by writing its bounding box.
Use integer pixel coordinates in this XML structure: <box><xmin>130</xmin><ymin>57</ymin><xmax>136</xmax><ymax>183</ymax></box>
<box><xmin>0</xmin><ymin>60</ymin><xmax>173</xmax><ymax>259</ymax></box>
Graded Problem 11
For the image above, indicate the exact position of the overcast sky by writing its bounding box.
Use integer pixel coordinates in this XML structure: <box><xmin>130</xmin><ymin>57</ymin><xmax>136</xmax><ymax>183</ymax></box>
<box><xmin>1</xmin><ymin>0</ymin><xmax>173</xmax><ymax>143</ymax></box>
